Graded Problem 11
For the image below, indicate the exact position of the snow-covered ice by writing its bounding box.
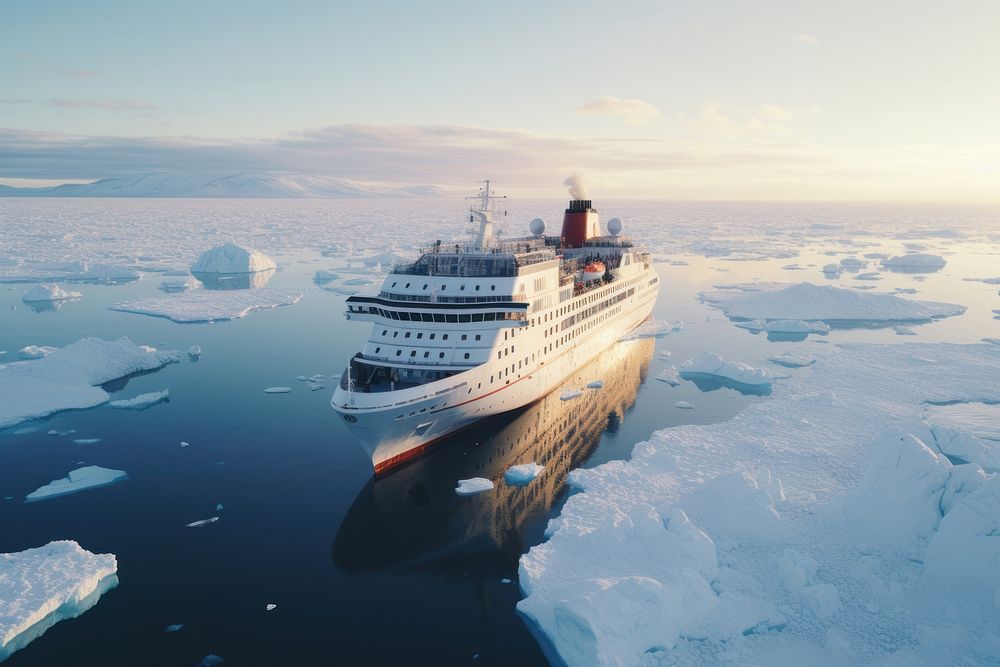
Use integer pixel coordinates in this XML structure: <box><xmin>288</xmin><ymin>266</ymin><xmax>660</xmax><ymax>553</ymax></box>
<box><xmin>702</xmin><ymin>282</ymin><xmax>964</xmax><ymax>323</ymax></box>
<box><xmin>680</xmin><ymin>352</ymin><xmax>772</xmax><ymax>388</ymax></box>
<box><xmin>18</xmin><ymin>345</ymin><xmax>58</xmax><ymax>360</ymax></box>
<box><xmin>656</xmin><ymin>367</ymin><xmax>681</xmax><ymax>386</ymax></box>
<box><xmin>505</xmin><ymin>463</ymin><xmax>545</xmax><ymax>486</ymax></box>
<box><xmin>0</xmin><ymin>337</ymin><xmax>179</xmax><ymax>429</ymax></box>
<box><xmin>159</xmin><ymin>276</ymin><xmax>200</xmax><ymax>293</ymax></box>
<box><xmin>736</xmin><ymin>319</ymin><xmax>829</xmax><ymax>335</ymax></box>
<box><xmin>894</xmin><ymin>325</ymin><xmax>918</xmax><ymax>336</ymax></box>
<box><xmin>455</xmin><ymin>478</ymin><xmax>495</xmax><ymax>497</ymax></box>
<box><xmin>21</xmin><ymin>283</ymin><xmax>81</xmax><ymax>302</ymax></box>
<box><xmin>110</xmin><ymin>289</ymin><xmax>302</xmax><ymax>323</ymax></box>
<box><xmin>25</xmin><ymin>466</ymin><xmax>128</xmax><ymax>502</ymax></box>
<box><xmin>882</xmin><ymin>253</ymin><xmax>947</xmax><ymax>272</ymax></box>
<box><xmin>0</xmin><ymin>541</ymin><xmax>118</xmax><ymax>661</ymax></box>
<box><xmin>108</xmin><ymin>389</ymin><xmax>169</xmax><ymax>410</ymax></box>
<box><xmin>190</xmin><ymin>242</ymin><xmax>276</xmax><ymax>274</ymax></box>
<box><xmin>620</xmin><ymin>319</ymin><xmax>680</xmax><ymax>340</ymax></box>
<box><xmin>518</xmin><ymin>342</ymin><xmax>1000</xmax><ymax>666</ymax></box>
<box><xmin>767</xmin><ymin>351</ymin><xmax>816</xmax><ymax>368</ymax></box>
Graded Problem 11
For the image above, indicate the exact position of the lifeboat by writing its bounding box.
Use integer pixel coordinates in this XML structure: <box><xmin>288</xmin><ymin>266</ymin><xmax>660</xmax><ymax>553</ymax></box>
<box><xmin>581</xmin><ymin>260</ymin><xmax>606</xmax><ymax>282</ymax></box>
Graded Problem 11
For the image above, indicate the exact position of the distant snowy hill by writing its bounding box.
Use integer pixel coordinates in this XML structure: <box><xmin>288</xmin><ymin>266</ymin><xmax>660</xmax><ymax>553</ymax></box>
<box><xmin>0</xmin><ymin>173</ymin><xmax>448</xmax><ymax>198</ymax></box>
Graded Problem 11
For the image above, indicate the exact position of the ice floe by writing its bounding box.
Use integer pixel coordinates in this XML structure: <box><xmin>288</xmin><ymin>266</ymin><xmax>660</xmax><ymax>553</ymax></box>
<box><xmin>186</xmin><ymin>517</ymin><xmax>219</xmax><ymax>527</ymax></box>
<box><xmin>0</xmin><ymin>337</ymin><xmax>179</xmax><ymax>429</ymax></box>
<box><xmin>72</xmin><ymin>438</ymin><xmax>101</xmax><ymax>445</ymax></box>
<box><xmin>518</xmin><ymin>342</ymin><xmax>1000</xmax><ymax>666</ymax></box>
<box><xmin>264</xmin><ymin>386</ymin><xmax>292</xmax><ymax>394</ymax></box>
<box><xmin>702</xmin><ymin>282</ymin><xmax>964</xmax><ymax>323</ymax></box>
<box><xmin>21</xmin><ymin>283</ymin><xmax>81</xmax><ymax>302</ymax></box>
<box><xmin>190</xmin><ymin>242</ymin><xmax>276</xmax><ymax>274</ymax></box>
<box><xmin>266</xmin><ymin>603</ymin><xmax>277</xmax><ymax>611</ymax></box>
<box><xmin>187</xmin><ymin>345</ymin><xmax>202</xmax><ymax>359</ymax></box>
<box><xmin>882</xmin><ymin>253</ymin><xmax>947</xmax><ymax>272</ymax></box>
<box><xmin>560</xmin><ymin>389</ymin><xmax>582</xmax><ymax>401</ymax></box>
<box><xmin>505</xmin><ymin>463</ymin><xmax>545</xmax><ymax>486</ymax></box>
<box><xmin>586</xmin><ymin>380</ymin><xmax>604</xmax><ymax>389</ymax></box>
<box><xmin>108</xmin><ymin>389</ymin><xmax>169</xmax><ymax>410</ymax></box>
<box><xmin>656</xmin><ymin>367</ymin><xmax>681</xmax><ymax>386</ymax></box>
<box><xmin>158</xmin><ymin>276</ymin><xmax>200</xmax><ymax>293</ymax></box>
<box><xmin>25</xmin><ymin>466</ymin><xmax>128</xmax><ymax>502</ymax></box>
<box><xmin>165</xmin><ymin>624</ymin><xmax>184</xmax><ymax>632</ymax></box>
<box><xmin>455</xmin><ymin>478</ymin><xmax>494</xmax><ymax>497</ymax></box>
<box><xmin>18</xmin><ymin>345</ymin><xmax>58</xmax><ymax>359</ymax></box>
<box><xmin>110</xmin><ymin>289</ymin><xmax>302</xmax><ymax>323</ymax></box>
<box><xmin>620</xmin><ymin>319</ymin><xmax>681</xmax><ymax>340</ymax></box>
<box><xmin>767</xmin><ymin>351</ymin><xmax>816</xmax><ymax>368</ymax></box>
<box><xmin>735</xmin><ymin>319</ymin><xmax>829</xmax><ymax>336</ymax></box>
<box><xmin>674</xmin><ymin>400</ymin><xmax>694</xmax><ymax>409</ymax></box>
<box><xmin>0</xmin><ymin>541</ymin><xmax>118</xmax><ymax>661</ymax></box>
<box><xmin>680</xmin><ymin>352</ymin><xmax>772</xmax><ymax>388</ymax></box>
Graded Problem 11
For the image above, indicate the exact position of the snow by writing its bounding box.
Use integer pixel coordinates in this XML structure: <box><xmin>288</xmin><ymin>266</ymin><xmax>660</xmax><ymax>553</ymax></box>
<box><xmin>505</xmin><ymin>463</ymin><xmax>545</xmax><ymax>486</ymax></box>
<box><xmin>674</xmin><ymin>400</ymin><xmax>695</xmax><ymax>409</ymax></box>
<box><xmin>108</xmin><ymin>389</ymin><xmax>169</xmax><ymax>410</ymax></box>
<box><xmin>21</xmin><ymin>283</ymin><xmax>81</xmax><ymax>302</ymax></box>
<box><xmin>18</xmin><ymin>345</ymin><xmax>58</xmax><ymax>359</ymax></box>
<box><xmin>882</xmin><ymin>253</ymin><xmax>947</xmax><ymax>271</ymax></box>
<box><xmin>455</xmin><ymin>478</ymin><xmax>495</xmax><ymax>497</ymax></box>
<box><xmin>518</xmin><ymin>342</ymin><xmax>1000</xmax><ymax>666</ymax></box>
<box><xmin>768</xmin><ymin>351</ymin><xmax>816</xmax><ymax>368</ymax></box>
<box><xmin>560</xmin><ymin>389</ymin><xmax>583</xmax><ymax>401</ymax></box>
<box><xmin>190</xmin><ymin>242</ymin><xmax>276</xmax><ymax>274</ymax></box>
<box><xmin>110</xmin><ymin>289</ymin><xmax>302</xmax><ymax>323</ymax></box>
<box><xmin>0</xmin><ymin>337</ymin><xmax>180</xmax><ymax>429</ymax></box>
<box><xmin>264</xmin><ymin>386</ymin><xmax>292</xmax><ymax>394</ymax></box>
<box><xmin>680</xmin><ymin>352</ymin><xmax>772</xmax><ymax>387</ymax></box>
<box><xmin>702</xmin><ymin>282</ymin><xmax>964</xmax><ymax>323</ymax></box>
<box><xmin>25</xmin><ymin>466</ymin><xmax>128</xmax><ymax>502</ymax></box>
<box><xmin>0</xmin><ymin>541</ymin><xmax>118</xmax><ymax>661</ymax></box>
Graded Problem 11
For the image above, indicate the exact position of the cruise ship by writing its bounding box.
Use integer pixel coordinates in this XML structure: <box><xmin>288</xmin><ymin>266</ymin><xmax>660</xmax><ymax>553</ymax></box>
<box><xmin>332</xmin><ymin>181</ymin><xmax>660</xmax><ymax>475</ymax></box>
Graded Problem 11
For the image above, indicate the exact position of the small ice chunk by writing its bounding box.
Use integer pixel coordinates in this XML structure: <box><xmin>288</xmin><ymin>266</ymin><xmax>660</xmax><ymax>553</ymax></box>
<box><xmin>620</xmin><ymin>320</ymin><xmax>679</xmax><ymax>340</ymax></box>
<box><xmin>22</xmin><ymin>283</ymin><xmax>81</xmax><ymax>302</ymax></box>
<box><xmin>18</xmin><ymin>345</ymin><xmax>59</xmax><ymax>360</ymax></box>
<box><xmin>266</xmin><ymin>603</ymin><xmax>277</xmax><ymax>611</ymax></box>
<box><xmin>215</xmin><ymin>503</ymin><xmax>224</xmax><ymax>511</ymax></box>
<box><xmin>264</xmin><ymin>386</ymin><xmax>292</xmax><ymax>394</ymax></box>
<box><xmin>186</xmin><ymin>517</ymin><xmax>220</xmax><ymax>527</ymax></box>
<box><xmin>505</xmin><ymin>463</ymin><xmax>545</xmax><ymax>486</ymax></box>
<box><xmin>680</xmin><ymin>352</ymin><xmax>772</xmax><ymax>387</ymax></box>
<box><xmin>187</xmin><ymin>345</ymin><xmax>202</xmax><ymax>359</ymax></box>
<box><xmin>768</xmin><ymin>351</ymin><xmax>816</xmax><ymax>368</ymax></box>
<box><xmin>108</xmin><ymin>389</ymin><xmax>169</xmax><ymax>410</ymax></box>
<box><xmin>0</xmin><ymin>541</ymin><xmax>118</xmax><ymax>661</ymax></box>
<box><xmin>199</xmin><ymin>655</ymin><xmax>225</xmax><ymax>666</ymax></box>
<box><xmin>560</xmin><ymin>389</ymin><xmax>582</xmax><ymax>401</ymax></box>
<box><xmin>180</xmin><ymin>441</ymin><xmax>190</xmax><ymax>447</ymax></box>
<box><xmin>72</xmin><ymin>438</ymin><xmax>101</xmax><ymax>445</ymax></box>
<box><xmin>25</xmin><ymin>466</ymin><xmax>128</xmax><ymax>502</ymax></box>
<box><xmin>500</xmin><ymin>578</ymin><xmax>513</xmax><ymax>584</ymax></box>
<box><xmin>656</xmin><ymin>366</ymin><xmax>681</xmax><ymax>386</ymax></box>
<box><xmin>158</xmin><ymin>276</ymin><xmax>200</xmax><ymax>293</ymax></box>
<box><xmin>854</xmin><ymin>272</ymin><xmax>882</xmax><ymax>281</ymax></box>
<box><xmin>586</xmin><ymin>380</ymin><xmax>604</xmax><ymax>389</ymax></box>
<box><xmin>674</xmin><ymin>400</ymin><xmax>695</xmax><ymax>409</ymax></box>
<box><xmin>893</xmin><ymin>325</ymin><xmax>917</xmax><ymax>336</ymax></box>
<box><xmin>46</xmin><ymin>430</ymin><xmax>58</xmax><ymax>436</ymax></box>
<box><xmin>165</xmin><ymin>624</ymin><xmax>184</xmax><ymax>632</ymax></box>
<box><xmin>455</xmin><ymin>478</ymin><xmax>494</xmax><ymax>496</ymax></box>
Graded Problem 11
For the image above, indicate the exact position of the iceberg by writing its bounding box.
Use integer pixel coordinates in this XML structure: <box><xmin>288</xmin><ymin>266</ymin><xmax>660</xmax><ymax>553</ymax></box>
<box><xmin>518</xmin><ymin>342</ymin><xmax>1000</xmax><ymax>666</ymax></box>
<box><xmin>882</xmin><ymin>253</ymin><xmax>947</xmax><ymax>272</ymax></box>
<box><xmin>108</xmin><ymin>389</ymin><xmax>169</xmax><ymax>410</ymax></box>
<box><xmin>110</xmin><ymin>289</ymin><xmax>303</xmax><ymax>323</ymax></box>
<box><xmin>455</xmin><ymin>477</ymin><xmax>494</xmax><ymax>496</ymax></box>
<box><xmin>0</xmin><ymin>541</ymin><xmax>118</xmax><ymax>662</ymax></box>
<box><xmin>18</xmin><ymin>345</ymin><xmax>58</xmax><ymax>359</ymax></box>
<box><xmin>702</xmin><ymin>282</ymin><xmax>964</xmax><ymax>323</ymax></box>
<box><xmin>190</xmin><ymin>242</ymin><xmax>276</xmax><ymax>274</ymax></box>
<box><xmin>505</xmin><ymin>463</ymin><xmax>545</xmax><ymax>486</ymax></box>
<box><xmin>0</xmin><ymin>337</ymin><xmax>179</xmax><ymax>429</ymax></box>
<box><xmin>680</xmin><ymin>352</ymin><xmax>772</xmax><ymax>387</ymax></box>
<box><xmin>25</xmin><ymin>466</ymin><xmax>128</xmax><ymax>502</ymax></box>
<box><xmin>21</xmin><ymin>283</ymin><xmax>81</xmax><ymax>302</ymax></box>
<box><xmin>656</xmin><ymin>366</ymin><xmax>681</xmax><ymax>386</ymax></box>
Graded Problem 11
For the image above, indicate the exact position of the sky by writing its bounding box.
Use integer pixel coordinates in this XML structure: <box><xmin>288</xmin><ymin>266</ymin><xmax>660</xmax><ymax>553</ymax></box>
<box><xmin>1</xmin><ymin>0</ymin><xmax>998</xmax><ymax>201</ymax></box>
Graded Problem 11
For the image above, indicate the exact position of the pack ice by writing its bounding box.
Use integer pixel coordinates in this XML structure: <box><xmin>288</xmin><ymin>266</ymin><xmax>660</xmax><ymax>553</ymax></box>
<box><xmin>190</xmin><ymin>242</ymin><xmax>276</xmax><ymax>274</ymax></box>
<box><xmin>0</xmin><ymin>541</ymin><xmax>118</xmax><ymax>661</ymax></box>
<box><xmin>517</xmin><ymin>342</ymin><xmax>1000</xmax><ymax>666</ymax></box>
<box><xmin>0</xmin><ymin>337</ymin><xmax>179</xmax><ymax>429</ymax></box>
<box><xmin>110</xmin><ymin>289</ymin><xmax>302</xmax><ymax>323</ymax></box>
<box><xmin>702</xmin><ymin>282</ymin><xmax>964</xmax><ymax>323</ymax></box>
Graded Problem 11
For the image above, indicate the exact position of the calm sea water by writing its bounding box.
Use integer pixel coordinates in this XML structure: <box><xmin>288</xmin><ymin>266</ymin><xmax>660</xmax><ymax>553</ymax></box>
<box><xmin>0</xmin><ymin>199</ymin><xmax>997</xmax><ymax>665</ymax></box>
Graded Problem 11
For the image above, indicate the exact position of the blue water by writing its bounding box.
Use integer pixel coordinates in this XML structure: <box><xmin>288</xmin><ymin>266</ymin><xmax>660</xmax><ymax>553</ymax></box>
<box><xmin>1</xmin><ymin>199</ymin><xmax>997</xmax><ymax>665</ymax></box>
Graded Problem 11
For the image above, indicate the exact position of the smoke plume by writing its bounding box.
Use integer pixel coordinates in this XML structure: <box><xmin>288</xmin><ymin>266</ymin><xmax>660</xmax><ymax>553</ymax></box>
<box><xmin>564</xmin><ymin>173</ymin><xmax>589</xmax><ymax>200</ymax></box>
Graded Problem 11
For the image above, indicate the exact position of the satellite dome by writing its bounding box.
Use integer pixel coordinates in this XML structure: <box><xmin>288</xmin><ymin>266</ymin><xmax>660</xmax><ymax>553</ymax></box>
<box><xmin>529</xmin><ymin>217</ymin><xmax>546</xmax><ymax>236</ymax></box>
<box><xmin>607</xmin><ymin>217</ymin><xmax>623</xmax><ymax>236</ymax></box>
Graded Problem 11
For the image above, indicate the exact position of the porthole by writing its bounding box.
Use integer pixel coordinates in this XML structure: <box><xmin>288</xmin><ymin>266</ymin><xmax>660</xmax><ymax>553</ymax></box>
<box><xmin>374</xmin><ymin>347</ymin><xmax>381</xmax><ymax>353</ymax></box>
<box><xmin>395</xmin><ymin>350</ymin><xmax>402</xmax><ymax>356</ymax></box>
<box><xmin>475</xmin><ymin>285</ymin><xmax>480</xmax><ymax>291</ymax></box>
<box><xmin>490</xmin><ymin>285</ymin><xmax>496</xmax><ymax>291</ymax></box>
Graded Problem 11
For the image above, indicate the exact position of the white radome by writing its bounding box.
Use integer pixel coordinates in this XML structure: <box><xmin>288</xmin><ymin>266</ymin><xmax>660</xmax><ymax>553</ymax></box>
<box><xmin>607</xmin><ymin>217</ymin><xmax>623</xmax><ymax>236</ymax></box>
<box><xmin>529</xmin><ymin>218</ymin><xmax>546</xmax><ymax>236</ymax></box>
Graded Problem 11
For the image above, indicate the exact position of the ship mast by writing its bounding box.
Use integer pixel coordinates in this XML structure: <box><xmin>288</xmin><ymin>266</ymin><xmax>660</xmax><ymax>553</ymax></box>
<box><xmin>466</xmin><ymin>180</ymin><xmax>506</xmax><ymax>251</ymax></box>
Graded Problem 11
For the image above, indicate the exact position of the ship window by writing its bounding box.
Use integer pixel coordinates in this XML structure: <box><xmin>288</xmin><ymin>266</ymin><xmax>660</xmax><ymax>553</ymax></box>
<box><xmin>390</xmin><ymin>311</ymin><xmax>400</xmax><ymax>320</ymax></box>
<box><xmin>405</xmin><ymin>332</ymin><xmax>411</xmax><ymax>338</ymax></box>
<box><xmin>405</xmin><ymin>283</ymin><xmax>410</xmax><ymax>288</ymax></box>
<box><xmin>374</xmin><ymin>347</ymin><xmax>380</xmax><ymax>353</ymax></box>
<box><xmin>442</xmin><ymin>334</ymin><xmax>449</xmax><ymax>340</ymax></box>
<box><xmin>393</xmin><ymin>331</ymin><xmax>399</xmax><ymax>338</ymax></box>
<box><xmin>475</xmin><ymin>285</ymin><xmax>481</xmax><ymax>291</ymax></box>
<box><xmin>423</xmin><ymin>351</ymin><xmax>429</xmax><ymax>358</ymax></box>
<box><xmin>460</xmin><ymin>285</ymin><xmax>466</xmax><ymax>291</ymax></box>
<box><xmin>472</xmin><ymin>313</ymin><xmax>483</xmax><ymax>322</ymax></box>
<box><xmin>434</xmin><ymin>314</ymin><xmax>445</xmax><ymax>323</ymax></box>
<box><xmin>395</xmin><ymin>350</ymin><xmax>402</xmax><ymax>356</ymax></box>
<box><xmin>416</xmin><ymin>333</ymin><xmax>423</xmax><ymax>339</ymax></box>
<box><xmin>381</xmin><ymin>329</ymin><xmax>387</xmax><ymax>335</ymax></box>
<box><xmin>459</xmin><ymin>314</ymin><xmax>471</xmax><ymax>323</ymax></box>
<box><xmin>392</xmin><ymin>282</ymin><xmax>397</xmax><ymax>287</ymax></box>
<box><xmin>461</xmin><ymin>334</ymin><xmax>467</xmax><ymax>341</ymax></box>
<box><xmin>440</xmin><ymin>284</ymin><xmax>447</xmax><ymax>290</ymax></box>
<box><xmin>504</xmin><ymin>331</ymin><xmax>508</xmax><ymax>340</ymax></box>
<box><xmin>491</xmin><ymin>285</ymin><xmax>496</xmax><ymax>291</ymax></box>
<box><xmin>484</xmin><ymin>312</ymin><xmax>496</xmax><ymax>321</ymax></box>
<box><xmin>422</xmin><ymin>284</ymin><xmax>428</xmax><ymax>290</ymax></box>
<box><xmin>478</xmin><ymin>383</ymin><xmax>481</xmax><ymax>389</ymax></box>
<box><xmin>422</xmin><ymin>313</ymin><xmax>433</xmax><ymax>322</ymax></box>
<box><xmin>475</xmin><ymin>334</ymin><xmax>481</xmax><ymax>341</ymax></box>
<box><xmin>410</xmin><ymin>350</ymin><xmax>416</xmax><ymax>357</ymax></box>
<box><xmin>439</xmin><ymin>352</ymin><xmax>445</xmax><ymax>358</ymax></box>
<box><xmin>429</xmin><ymin>333</ymin><xmax>436</xmax><ymax>340</ymax></box>
<box><xmin>446</xmin><ymin>314</ymin><xmax>458</xmax><ymax>323</ymax></box>
<box><xmin>464</xmin><ymin>353</ymin><xmax>470</xmax><ymax>359</ymax></box>
<box><xmin>497</xmin><ymin>352</ymin><xmax>501</xmax><ymax>360</ymax></box>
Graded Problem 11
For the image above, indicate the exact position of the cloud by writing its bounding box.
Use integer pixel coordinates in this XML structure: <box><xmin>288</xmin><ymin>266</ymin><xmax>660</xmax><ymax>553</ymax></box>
<box><xmin>0</xmin><ymin>98</ymin><xmax>155</xmax><ymax>112</ymax></box>
<box><xmin>577</xmin><ymin>96</ymin><xmax>661</xmax><ymax>125</ymax></box>
<box><xmin>786</xmin><ymin>33</ymin><xmax>820</xmax><ymax>44</ymax></box>
<box><xmin>687</xmin><ymin>104</ymin><xmax>794</xmax><ymax>139</ymax></box>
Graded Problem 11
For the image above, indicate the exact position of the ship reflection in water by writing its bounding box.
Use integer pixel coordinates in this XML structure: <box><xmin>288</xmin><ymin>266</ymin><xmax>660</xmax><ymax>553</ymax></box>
<box><xmin>332</xmin><ymin>337</ymin><xmax>654</xmax><ymax>571</ymax></box>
